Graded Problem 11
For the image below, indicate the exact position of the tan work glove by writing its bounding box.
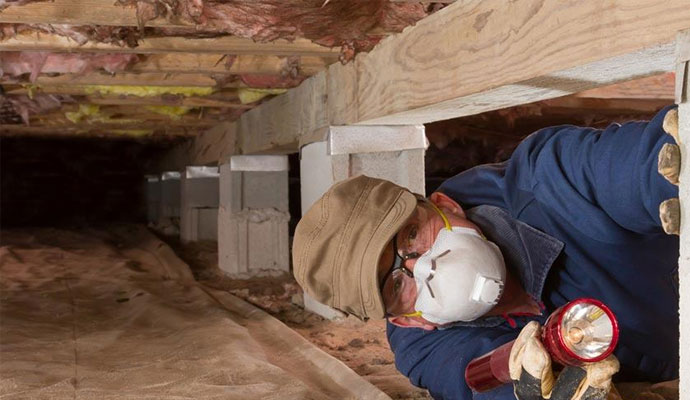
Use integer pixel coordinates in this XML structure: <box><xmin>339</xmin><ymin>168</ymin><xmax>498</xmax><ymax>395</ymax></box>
<box><xmin>509</xmin><ymin>321</ymin><xmax>620</xmax><ymax>400</ymax></box>
<box><xmin>658</xmin><ymin>108</ymin><xmax>681</xmax><ymax>235</ymax></box>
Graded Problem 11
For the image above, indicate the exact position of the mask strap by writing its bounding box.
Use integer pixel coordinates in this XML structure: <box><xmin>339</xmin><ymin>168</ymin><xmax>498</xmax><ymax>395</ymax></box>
<box><xmin>402</xmin><ymin>311</ymin><xmax>422</xmax><ymax>318</ymax></box>
<box><xmin>427</xmin><ymin>201</ymin><xmax>452</xmax><ymax>231</ymax></box>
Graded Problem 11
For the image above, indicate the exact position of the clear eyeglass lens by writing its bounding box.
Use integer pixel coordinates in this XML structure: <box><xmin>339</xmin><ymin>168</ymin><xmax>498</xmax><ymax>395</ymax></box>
<box><xmin>395</xmin><ymin>232</ymin><xmax>418</xmax><ymax>260</ymax></box>
<box><xmin>560</xmin><ymin>303</ymin><xmax>614</xmax><ymax>360</ymax></box>
<box><xmin>383</xmin><ymin>268</ymin><xmax>415</xmax><ymax>315</ymax></box>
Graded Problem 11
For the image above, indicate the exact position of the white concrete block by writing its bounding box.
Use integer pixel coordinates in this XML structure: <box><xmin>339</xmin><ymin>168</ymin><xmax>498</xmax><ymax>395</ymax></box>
<box><xmin>299</xmin><ymin>125</ymin><xmax>427</xmax><ymax>319</ymax></box>
<box><xmin>197</xmin><ymin>208</ymin><xmax>218</xmax><ymax>241</ymax></box>
<box><xmin>160</xmin><ymin>172</ymin><xmax>181</xmax><ymax>218</ymax></box>
<box><xmin>229</xmin><ymin>155</ymin><xmax>288</xmax><ymax>172</ymax></box>
<box><xmin>181</xmin><ymin>167</ymin><xmax>219</xmax><ymax>243</ymax></box>
<box><xmin>218</xmin><ymin>156</ymin><xmax>290</xmax><ymax>278</ymax></box>
<box><xmin>183</xmin><ymin>207</ymin><xmax>219</xmax><ymax>242</ymax></box>
<box><xmin>145</xmin><ymin>175</ymin><xmax>160</xmax><ymax>225</ymax></box>
<box><xmin>218</xmin><ymin>207</ymin><xmax>290</xmax><ymax>278</ymax></box>
<box><xmin>328</xmin><ymin>125</ymin><xmax>427</xmax><ymax>155</ymax></box>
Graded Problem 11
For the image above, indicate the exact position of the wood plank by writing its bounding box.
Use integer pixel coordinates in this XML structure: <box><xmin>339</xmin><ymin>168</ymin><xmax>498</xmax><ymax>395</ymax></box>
<box><xmin>225</xmin><ymin>0</ymin><xmax>689</xmax><ymax>156</ymax></box>
<box><xmin>3</xmin><ymin>86</ymin><xmax>247</xmax><ymax>108</ymax></box>
<box><xmin>130</xmin><ymin>54</ymin><xmax>329</xmax><ymax>76</ymax></box>
<box><xmin>0</xmin><ymin>124</ymin><xmax>199</xmax><ymax>136</ymax></box>
<box><xmin>541</xmin><ymin>97</ymin><xmax>673</xmax><ymax>113</ymax></box>
<box><xmin>237</xmin><ymin>70</ymin><xmax>328</xmax><ymax>154</ymax></box>
<box><xmin>0</xmin><ymin>31</ymin><xmax>340</xmax><ymax>57</ymax></box>
<box><xmin>353</xmin><ymin>0</ymin><xmax>687</xmax><ymax>125</ymax></box>
<box><xmin>157</xmin><ymin>122</ymin><xmax>237</xmax><ymax>169</ymax></box>
<box><xmin>574</xmin><ymin>72</ymin><xmax>675</xmax><ymax>99</ymax></box>
<box><xmin>0</xmin><ymin>0</ymin><xmax>182</xmax><ymax>27</ymax></box>
<box><xmin>10</xmin><ymin>72</ymin><xmax>238</xmax><ymax>87</ymax></box>
<box><xmin>81</xmin><ymin>95</ymin><xmax>250</xmax><ymax>108</ymax></box>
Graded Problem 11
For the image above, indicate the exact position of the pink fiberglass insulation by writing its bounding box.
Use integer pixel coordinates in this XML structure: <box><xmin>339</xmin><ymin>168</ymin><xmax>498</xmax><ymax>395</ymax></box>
<box><xmin>0</xmin><ymin>24</ymin><xmax>142</xmax><ymax>47</ymax></box>
<box><xmin>116</xmin><ymin>0</ymin><xmax>429</xmax><ymax>60</ymax></box>
<box><xmin>4</xmin><ymin>94</ymin><xmax>74</xmax><ymax>125</ymax></box>
<box><xmin>0</xmin><ymin>52</ymin><xmax>139</xmax><ymax>82</ymax></box>
<box><xmin>0</xmin><ymin>0</ymin><xmax>43</xmax><ymax>10</ymax></box>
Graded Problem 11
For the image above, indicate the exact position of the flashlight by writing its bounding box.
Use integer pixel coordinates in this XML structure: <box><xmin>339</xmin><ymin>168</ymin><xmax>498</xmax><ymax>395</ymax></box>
<box><xmin>464</xmin><ymin>298</ymin><xmax>619</xmax><ymax>393</ymax></box>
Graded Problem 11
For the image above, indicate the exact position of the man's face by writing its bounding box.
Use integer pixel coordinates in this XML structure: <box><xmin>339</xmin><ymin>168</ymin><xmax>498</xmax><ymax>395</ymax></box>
<box><xmin>376</xmin><ymin>192</ymin><xmax>482</xmax><ymax>329</ymax></box>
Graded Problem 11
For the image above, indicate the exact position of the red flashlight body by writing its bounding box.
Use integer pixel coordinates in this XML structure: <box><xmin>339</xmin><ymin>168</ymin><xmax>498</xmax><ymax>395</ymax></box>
<box><xmin>464</xmin><ymin>298</ymin><xmax>619</xmax><ymax>393</ymax></box>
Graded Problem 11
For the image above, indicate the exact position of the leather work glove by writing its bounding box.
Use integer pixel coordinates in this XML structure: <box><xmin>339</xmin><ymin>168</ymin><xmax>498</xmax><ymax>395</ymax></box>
<box><xmin>658</xmin><ymin>108</ymin><xmax>681</xmax><ymax>235</ymax></box>
<box><xmin>509</xmin><ymin>321</ymin><xmax>620</xmax><ymax>400</ymax></box>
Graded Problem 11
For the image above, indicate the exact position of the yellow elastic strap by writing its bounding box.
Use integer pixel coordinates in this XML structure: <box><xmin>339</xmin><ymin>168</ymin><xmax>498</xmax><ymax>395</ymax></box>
<box><xmin>427</xmin><ymin>201</ymin><xmax>452</xmax><ymax>231</ymax></box>
<box><xmin>402</xmin><ymin>311</ymin><xmax>423</xmax><ymax>318</ymax></box>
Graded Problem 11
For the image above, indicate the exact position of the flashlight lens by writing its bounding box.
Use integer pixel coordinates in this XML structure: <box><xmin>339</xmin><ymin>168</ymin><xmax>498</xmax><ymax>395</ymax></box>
<box><xmin>560</xmin><ymin>302</ymin><xmax>614</xmax><ymax>360</ymax></box>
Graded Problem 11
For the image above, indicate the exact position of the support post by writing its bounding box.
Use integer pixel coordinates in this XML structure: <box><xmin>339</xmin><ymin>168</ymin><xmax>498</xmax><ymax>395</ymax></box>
<box><xmin>299</xmin><ymin>125</ymin><xmax>427</xmax><ymax>319</ymax></box>
<box><xmin>180</xmin><ymin>166</ymin><xmax>220</xmax><ymax>242</ymax></box>
<box><xmin>677</xmin><ymin>29</ymin><xmax>690</xmax><ymax>400</ymax></box>
<box><xmin>157</xmin><ymin>171</ymin><xmax>181</xmax><ymax>236</ymax></box>
<box><xmin>144</xmin><ymin>175</ymin><xmax>160</xmax><ymax>226</ymax></box>
<box><xmin>218</xmin><ymin>155</ymin><xmax>290</xmax><ymax>278</ymax></box>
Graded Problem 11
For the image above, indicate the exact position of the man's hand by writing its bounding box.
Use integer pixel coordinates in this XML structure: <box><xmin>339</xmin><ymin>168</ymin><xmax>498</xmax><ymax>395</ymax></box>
<box><xmin>509</xmin><ymin>321</ymin><xmax>620</xmax><ymax>400</ymax></box>
<box><xmin>658</xmin><ymin>108</ymin><xmax>681</xmax><ymax>235</ymax></box>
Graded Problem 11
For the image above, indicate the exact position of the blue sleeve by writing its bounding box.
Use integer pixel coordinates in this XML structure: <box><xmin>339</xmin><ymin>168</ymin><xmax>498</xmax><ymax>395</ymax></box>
<box><xmin>387</xmin><ymin>322</ymin><xmax>518</xmax><ymax>399</ymax></box>
<box><xmin>439</xmin><ymin>106</ymin><xmax>678</xmax><ymax>234</ymax></box>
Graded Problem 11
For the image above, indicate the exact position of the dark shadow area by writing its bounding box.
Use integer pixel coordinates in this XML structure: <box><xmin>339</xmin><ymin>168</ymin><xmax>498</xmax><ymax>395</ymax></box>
<box><xmin>424</xmin><ymin>97</ymin><xmax>670</xmax><ymax>194</ymax></box>
<box><xmin>1</xmin><ymin>136</ymin><xmax>180</xmax><ymax>227</ymax></box>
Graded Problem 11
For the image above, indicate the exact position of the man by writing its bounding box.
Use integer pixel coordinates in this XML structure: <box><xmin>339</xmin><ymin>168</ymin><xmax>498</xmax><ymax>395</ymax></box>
<box><xmin>292</xmin><ymin>106</ymin><xmax>680</xmax><ymax>399</ymax></box>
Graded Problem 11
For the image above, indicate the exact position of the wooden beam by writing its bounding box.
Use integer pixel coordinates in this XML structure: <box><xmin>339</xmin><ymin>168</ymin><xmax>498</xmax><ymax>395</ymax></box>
<box><xmin>0</xmin><ymin>0</ymin><xmax>185</xmax><ymax>27</ymax></box>
<box><xmin>130</xmin><ymin>54</ymin><xmax>329</xmax><ymax>76</ymax></box>
<box><xmin>157</xmin><ymin>122</ymin><xmax>237</xmax><ymax>169</ymax></box>
<box><xmin>0</xmin><ymin>31</ymin><xmax>340</xmax><ymax>57</ymax></box>
<box><xmin>352</xmin><ymin>0</ymin><xmax>685</xmax><ymax>125</ymax></box>
<box><xmin>11</xmin><ymin>72</ymin><xmax>237</xmax><ymax>87</ymax></box>
<box><xmin>208</xmin><ymin>0</ymin><xmax>690</xmax><ymax>158</ymax></box>
<box><xmin>3</xmin><ymin>86</ymin><xmax>248</xmax><ymax>108</ymax></box>
<box><xmin>0</xmin><ymin>124</ymin><xmax>200</xmax><ymax>136</ymax></box>
<box><xmin>541</xmin><ymin>97</ymin><xmax>673</xmax><ymax>113</ymax></box>
<box><xmin>574</xmin><ymin>72</ymin><xmax>675</xmax><ymax>99</ymax></box>
<box><xmin>80</xmin><ymin>95</ymin><xmax>249</xmax><ymax>109</ymax></box>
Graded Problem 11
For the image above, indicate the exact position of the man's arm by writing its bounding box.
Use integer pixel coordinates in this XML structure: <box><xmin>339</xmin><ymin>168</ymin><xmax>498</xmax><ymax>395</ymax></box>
<box><xmin>387</xmin><ymin>322</ymin><xmax>518</xmax><ymax>399</ymax></box>
<box><xmin>439</xmin><ymin>106</ymin><xmax>679</xmax><ymax>235</ymax></box>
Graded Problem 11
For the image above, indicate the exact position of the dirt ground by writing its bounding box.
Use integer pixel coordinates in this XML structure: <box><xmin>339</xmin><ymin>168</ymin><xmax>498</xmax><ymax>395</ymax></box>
<box><xmin>0</xmin><ymin>226</ymin><xmax>396</xmax><ymax>399</ymax></box>
<box><xmin>165</xmin><ymin>236</ymin><xmax>431</xmax><ymax>400</ymax></box>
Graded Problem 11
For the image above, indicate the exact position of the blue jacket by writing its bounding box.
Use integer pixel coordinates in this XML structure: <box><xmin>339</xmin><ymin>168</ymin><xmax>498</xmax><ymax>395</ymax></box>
<box><xmin>386</xmin><ymin>106</ymin><xmax>680</xmax><ymax>399</ymax></box>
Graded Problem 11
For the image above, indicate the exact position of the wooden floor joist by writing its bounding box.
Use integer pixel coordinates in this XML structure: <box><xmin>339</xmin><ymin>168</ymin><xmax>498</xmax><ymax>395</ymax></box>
<box><xmin>80</xmin><ymin>95</ymin><xmax>250</xmax><ymax>108</ymax></box>
<box><xmin>574</xmin><ymin>72</ymin><xmax>675</xmax><ymax>100</ymax></box>
<box><xmin>0</xmin><ymin>32</ymin><xmax>340</xmax><ymax>57</ymax></box>
<box><xmin>0</xmin><ymin>124</ymin><xmax>197</xmax><ymax>137</ymax></box>
<box><xmin>180</xmin><ymin>0</ymin><xmax>690</xmax><ymax>163</ymax></box>
<box><xmin>130</xmin><ymin>54</ymin><xmax>330</xmax><ymax>76</ymax></box>
<box><xmin>23</xmin><ymin>72</ymin><xmax>239</xmax><ymax>87</ymax></box>
<box><xmin>2</xmin><ymin>86</ymin><xmax>248</xmax><ymax>108</ymax></box>
<box><xmin>0</xmin><ymin>0</ymin><xmax>186</xmax><ymax>27</ymax></box>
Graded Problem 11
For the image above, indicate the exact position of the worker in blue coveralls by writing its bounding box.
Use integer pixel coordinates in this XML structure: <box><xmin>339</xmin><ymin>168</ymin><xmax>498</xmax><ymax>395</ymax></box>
<box><xmin>292</xmin><ymin>105</ymin><xmax>681</xmax><ymax>399</ymax></box>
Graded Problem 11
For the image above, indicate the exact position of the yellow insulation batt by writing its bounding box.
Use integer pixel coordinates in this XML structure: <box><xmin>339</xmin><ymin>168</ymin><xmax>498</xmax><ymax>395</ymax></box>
<box><xmin>83</xmin><ymin>85</ymin><xmax>216</xmax><ymax>97</ymax></box>
<box><xmin>144</xmin><ymin>106</ymin><xmax>193</xmax><ymax>119</ymax></box>
<box><xmin>237</xmin><ymin>88</ymin><xmax>287</xmax><ymax>104</ymax></box>
<box><xmin>65</xmin><ymin>105</ymin><xmax>140</xmax><ymax>125</ymax></box>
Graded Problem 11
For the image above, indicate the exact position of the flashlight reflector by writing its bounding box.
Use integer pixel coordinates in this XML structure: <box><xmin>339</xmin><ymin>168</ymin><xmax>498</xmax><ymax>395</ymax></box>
<box><xmin>542</xmin><ymin>298</ymin><xmax>619</xmax><ymax>365</ymax></box>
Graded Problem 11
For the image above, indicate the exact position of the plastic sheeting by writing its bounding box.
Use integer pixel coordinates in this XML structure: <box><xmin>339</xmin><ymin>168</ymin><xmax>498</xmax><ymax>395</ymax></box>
<box><xmin>0</xmin><ymin>225</ymin><xmax>390</xmax><ymax>399</ymax></box>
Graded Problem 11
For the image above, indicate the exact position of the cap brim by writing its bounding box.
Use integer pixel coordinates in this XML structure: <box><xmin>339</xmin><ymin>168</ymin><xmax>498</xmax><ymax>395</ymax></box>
<box><xmin>361</xmin><ymin>190</ymin><xmax>418</xmax><ymax>319</ymax></box>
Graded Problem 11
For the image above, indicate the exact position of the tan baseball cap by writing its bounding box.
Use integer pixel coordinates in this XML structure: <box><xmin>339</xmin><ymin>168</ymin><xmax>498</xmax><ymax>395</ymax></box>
<box><xmin>292</xmin><ymin>175</ymin><xmax>418</xmax><ymax>320</ymax></box>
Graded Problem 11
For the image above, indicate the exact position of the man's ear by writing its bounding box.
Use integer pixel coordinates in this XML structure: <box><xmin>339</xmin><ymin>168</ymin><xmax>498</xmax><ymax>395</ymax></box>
<box><xmin>388</xmin><ymin>316</ymin><xmax>437</xmax><ymax>331</ymax></box>
<box><xmin>429</xmin><ymin>191</ymin><xmax>465</xmax><ymax>217</ymax></box>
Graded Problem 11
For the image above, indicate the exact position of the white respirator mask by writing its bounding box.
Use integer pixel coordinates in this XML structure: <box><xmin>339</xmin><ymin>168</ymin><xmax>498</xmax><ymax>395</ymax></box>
<box><xmin>406</xmin><ymin>204</ymin><xmax>506</xmax><ymax>325</ymax></box>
